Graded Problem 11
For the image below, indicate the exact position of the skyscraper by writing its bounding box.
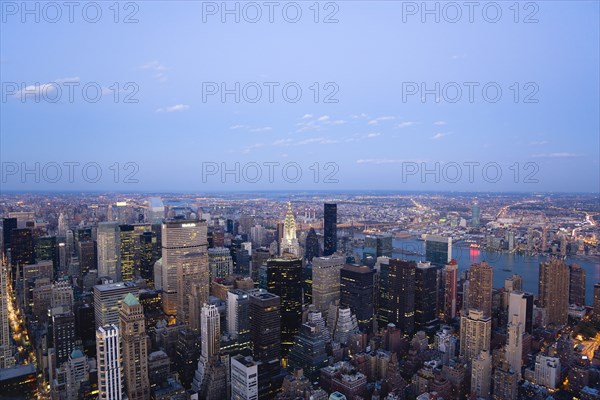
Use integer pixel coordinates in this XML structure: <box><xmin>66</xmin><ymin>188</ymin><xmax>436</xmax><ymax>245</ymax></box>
<box><xmin>467</xmin><ymin>262</ymin><xmax>493</xmax><ymax>318</ymax></box>
<box><xmin>138</xmin><ymin>232</ymin><xmax>155</xmax><ymax>287</ymax></box>
<box><xmin>267</xmin><ymin>256</ymin><xmax>303</xmax><ymax>353</ymax></box>
<box><xmin>381</xmin><ymin>259</ymin><xmax>415</xmax><ymax>336</ymax></box>
<box><xmin>505</xmin><ymin>314</ymin><xmax>523</xmax><ymax>377</ymax></box>
<box><xmin>280</xmin><ymin>202</ymin><xmax>300</xmax><ymax>257</ymax></box>
<box><xmin>340</xmin><ymin>264</ymin><xmax>375</xmax><ymax>334</ymax></box>
<box><xmin>97</xmin><ymin>222</ymin><xmax>121</xmax><ymax>281</ymax></box>
<box><xmin>444</xmin><ymin>260</ymin><xmax>458</xmax><ymax>321</ymax></box>
<box><xmin>424</xmin><ymin>235</ymin><xmax>452</xmax><ymax>267</ymax></box>
<box><xmin>323</xmin><ymin>203</ymin><xmax>337</xmax><ymax>256</ymax></box>
<box><xmin>287</xmin><ymin>323</ymin><xmax>328</xmax><ymax>382</ymax></box>
<box><xmin>231</xmin><ymin>355</ymin><xmax>259</xmax><ymax>400</ymax></box>
<box><xmin>471</xmin><ymin>202</ymin><xmax>480</xmax><ymax>227</ymax></box>
<box><xmin>227</xmin><ymin>289</ymin><xmax>250</xmax><ymax>347</ymax></box>
<box><xmin>93</xmin><ymin>281</ymin><xmax>139</xmax><ymax>329</ymax></box>
<box><xmin>460</xmin><ymin>309</ymin><xmax>491</xmax><ymax>360</ymax></box>
<box><xmin>312</xmin><ymin>255</ymin><xmax>344</xmax><ymax>315</ymax></box>
<box><xmin>10</xmin><ymin>228</ymin><xmax>35</xmax><ymax>283</ymax></box>
<box><xmin>415</xmin><ymin>261</ymin><xmax>439</xmax><ymax>332</ymax></box>
<box><xmin>508</xmin><ymin>291</ymin><xmax>534</xmax><ymax>335</ymax></box>
<box><xmin>471</xmin><ymin>351</ymin><xmax>491</xmax><ymax>399</ymax></box>
<box><xmin>0</xmin><ymin>261</ymin><xmax>15</xmax><ymax>369</ymax></box>
<box><xmin>119</xmin><ymin>294</ymin><xmax>150</xmax><ymax>400</ymax></box>
<box><xmin>538</xmin><ymin>258</ymin><xmax>569</xmax><ymax>327</ymax></box>
<box><xmin>52</xmin><ymin>309</ymin><xmax>76</xmax><ymax>366</ymax></box>
<box><xmin>569</xmin><ymin>264</ymin><xmax>586</xmax><ymax>306</ymax></box>
<box><xmin>96</xmin><ymin>325</ymin><xmax>122</xmax><ymax>400</ymax></box>
<box><xmin>118</xmin><ymin>225</ymin><xmax>136</xmax><ymax>282</ymax></box>
<box><xmin>595</xmin><ymin>283</ymin><xmax>600</xmax><ymax>322</ymax></box>
<box><xmin>305</xmin><ymin>228</ymin><xmax>320</xmax><ymax>262</ymax></box>
<box><xmin>192</xmin><ymin>304</ymin><xmax>221</xmax><ymax>393</ymax></box>
<box><xmin>248</xmin><ymin>289</ymin><xmax>281</xmax><ymax>399</ymax></box>
<box><xmin>161</xmin><ymin>218</ymin><xmax>208</xmax><ymax>317</ymax></box>
<box><xmin>208</xmin><ymin>247</ymin><xmax>233</xmax><ymax>279</ymax></box>
<box><xmin>2</xmin><ymin>217</ymin><xmax>17</xmax><ymax>257</ymax></box>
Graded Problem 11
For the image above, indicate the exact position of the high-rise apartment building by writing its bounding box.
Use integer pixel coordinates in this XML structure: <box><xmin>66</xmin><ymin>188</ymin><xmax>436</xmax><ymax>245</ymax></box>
<box><xmin>118</xmin><ymin>225</ymin><xmax>136</xmax><ymax>282</ymax></box>
<box><xmin>538</xmin><ymin>258</ymin><xmax>570</xmax><ymax>327</ymax></box>
<box><xmin>382</xmin><ymin>259</ymin><xmax>415</xmax><ymax>336</ymax></box>
<box><xmin>227</xmin><ymin>289</ymin><xmax>251</xmax><ymax>347</ymax></box>
<box><xmin>569</xmin><ymin>264</ymin><xmax>586</xmax><ymax>306</ymax></box>
<box><xmin>444</xmin><ymin>260</ymin><xmax>458</xmax><ymax>321</ymax></box>
<box><xmin>231</xmin><ymin>355</ymin><xmax>259</xmax><ymax>400</ymax></box>
<box><xmin>506</xmin><ymin>314</ymin><xmax>523</xmax><ymax>377</ymax></box>
<box><xmin>467</xmin><ymin>262</ymin><xmax>493</xmax><ymax>318</ymax></box>
<box><xmin>460</xmin><ymin>309</ymin><xmax>491</xmax><ymax>360</ymax></box>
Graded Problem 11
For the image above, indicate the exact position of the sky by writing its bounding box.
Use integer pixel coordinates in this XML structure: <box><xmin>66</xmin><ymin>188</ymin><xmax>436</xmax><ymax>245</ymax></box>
<box><xmin>1</xmin><ymin>0</ymin><xmax>599</xmax><ymax>192</ymax></box>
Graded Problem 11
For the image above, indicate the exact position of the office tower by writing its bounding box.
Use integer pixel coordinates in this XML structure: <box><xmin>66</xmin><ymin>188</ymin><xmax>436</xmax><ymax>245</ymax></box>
<box><xmin>208</xmin><ymin>247</ymin><xmax>233</xmax><ymax>279</ymax></box>
<box><xmin>508</xmin><ymin>291</ymin><xmax>534</xmax><ymax>335</ymax></box>
<box><xmin>467</xmin><ymin>262</ymin><xmax>493</xmax><ymax>318</ymax></box>
<box><xmin>52</xmin><ymin>279</ymin><xmax>74</xmax><ymax>310</ymax></box>
<box><xmin>250</xmin><ymin>225</ymin><xmax>266</xmax><ymax>247</ymax></box>
<box><xmin>424</xmin><ymin>235</ymin><xmax>452</xmax><ymax>267</ymax></box>
<box><xmin>595</xmin><ymin>283</ymin><xmax>600</xmax><ymax>321</ymax></box>
<box><xmin>492</xmin><ymin>361</ymin><xmax>518</xmax><ymax>399</ymax></box>
<box><xmin>505</xmin><ymin>314</ymin><xmax>523</xmax><ymax>377</ymax></box>
<box><xmin>93</xmin><ymin>282</ymin><xmax>139</xmax><ymax>328</ymax></box>
<box><xmin>323</xmin><ymin>203</ymin><xmax>337</xmax><ymax>256</ymax></box>
<box><xmin>35</xmin><ymin>236</ymin><xmax>58</xmax><ymax>268</ymax></box>
<box><xmin>538</xmin><ymin>258</ymin><xmax>570</xmax><ymax>327</ymax></box>
<box><xmin>161</xmin><ymin>219</ymin><xmax>208</xmax><ymax>317</ymax></box>
<box><xmin>280</xmin><ymin>202</ymin><xmax>300</xmax><ymax>257</ymax></box>
<box><xmin>118</xmin><ymin>225</ymin><xmax>136</xmax><ymax>282</ymax></box>
<box><xmin>307</xmin><ymin>308</ymin><xmax>332</xmax><ymax>343</ymax></box>
<box><xmin>193</xmin><ymin>304</ymin><xmax>227</xmax><ymax>399</ymax></box>
<box><xmin>415</xmin><ymin>261</ymin><xmax>439</xmax><ymax>331</ymax></box>
<box><xmin>97</xmin><ymin>222</ymin><xmax>121</xmax><ymax>281</ymax></box>
<box><xmin>0</xmin><ymin>262</ymin><xmax>15</xmax><ymax>368</ymax></box>
<box><xmin>78</xmin><ymin>240</ymin><xmax>97</xmax><ymax>278</ymax></box>
<box><xmin>52</xmin><ymin>309</ymin><xmax>76</xmax><ymax>366</ymax></box>
<box><xmin>444</xmin><ymin>260</ymin><xmax>458</xmax><ymax>321</ymax></box>
<box><xmin>2</xmin><ymin>217</ymin><xmax>17</xmax><ymax>256</ymax></box>
<box><xmin>305</xmin><ymin>228</ymin><xmax>320</xmax><ymax>262</ymax></box>
<box><xmin>147</xmin><ymin>197</ymin><xmax>165</xmax><ymax>224</ymax></box>
<box><xmin>288</xmin><ymin>323</ymin><xmax>328</xmax><ymax>382</ymax></box>
<box><xmin>340</xmin><ymin>264</ymin><xmax>375</xmax><ymax>334</ymax></box>
<box><xmin>231</xmin><ymin>355</ymin><xmax>259</xmax><ymax>400</ymax></box>
<box><xmin>138</xmin><ymin>232</ymin><xmax>155</xmax><ymax>287</ymax></box>
<box><xmin>96</xmin><ymin>325</ymin><xmax>122</xmax><ymax>400</ymax></box>
<box><xmin>248</xmin><ymin>289</ymin><xmax>281</xmax><ymax>399</ymax></box>
<box><xmin>569</xmin><ymin>264</ymin><xmax>586</xmax><ymax>306</ymax></box>
<box><xmin>303</xmin><ymin>262</ymin><xmax>313</xmax><ymax>305</ymax></box>
<box><xmin>380</xmin><ymin>259</ymin><xmax>415</xmax><ymax>336</ymax></box>
<box><xmin>363</xmin><ymin>235</ymin><xmax>393</xmax><ymax>264</ymax></box>
<box><xmin>119</xmin><ymin>294</ymin><xmax>149</xmax><ymax>400</ymax></box>
<box><xmin>312</xmin><ymin>255</ymin><xmax>344</xmax><ymax>315</ymax></box>
<box><xmin>267</xmin><ymin>256</ymin><xmax>303</xmax><ymax>353</ymax></box>
<box><xmin>534</xmin><ymin>354</ymin><xmax>560</xmax><ymax>388</ymax></box>
<box><xmin>471</xmin><ymin>203</ymin><xmax>480</xmax><ymax>227</ymax></box>
<box><xmin>471</xmin><ymin>351</ymin><xmax>491</xmax><ymax>399</ymax></box>
<box><xmin>227</xmin><ymin>289</ymin><xmax>250</xmax><ymax>346</ymax></box>
<box><xmin>10</xmin><ymin>228</ymin><xmax>35</xmax><ymax>283</ymax></box>
<box><xmin>331</xmin><ymin>306</ymin><xmax>359</xmax><ymax>345</ymax></box>
<box><xmin>459</xmin><ymin>309</ymin><xmax>491</xmax><ymax>360</ymax></box>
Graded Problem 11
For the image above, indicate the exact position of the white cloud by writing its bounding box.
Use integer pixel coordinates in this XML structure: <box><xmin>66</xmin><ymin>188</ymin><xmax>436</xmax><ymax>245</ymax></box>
<box><xmin>395</xmin><ymin>121</ymin><xmax>417</xmax><ymax>129</ymax></box>
<box><xmin>368</xmin><ymin>116</ymin><xmax>396</xmax><ymax>125</ymax></box>
<box><xmin>250</xmin><ymin>127</ymin><xmax>272</xmax><ymax>132</ymax></box>
<box><xmin>156</xmin><ymin>104</ymin><xmax>190</xmax><ymax>113</ymax></box>
<box><xmin>366</xmin><ymin>132</ymin><xmax>381</xmax><ymax>138</ymax></box>
<box><xmin>529</xmin><ymin>140</ymin><xmax>548</xmax><ymax>145</ymax></box>
<box><xmin>229</xmin><ymin>124</ymin><xmax>246</xmax><ymax>130</ymax></box>
<box><xmin>14</xmin><ymin>77</ymin><xmax>80</xmax><ymax>98</ymax></box>
<box><xmin>273</xmin><ymin>139</ymin><xmax>294</xmax><ymax>146</ymax></box>
<box><xmin>531</xmin><ymin>152</ymin><xmax>578</xmax><ymax>158</ymax></box>
<box><xmin>434</xmin><ymin>121</ymin><xmax>447</xmax><ymax>126</ymax></box>
<box><xmin>317</xmin><ymin>115</ymin><xmax>330</xmax><ymax>122</ymax></box>
<box><xmin>241</xmin><ymin>143</ymin><xmax>265</xmax><ymax>154</ymax></box>
<box><xmin>302</xmin><ymin>114</ymin><xmax>313</xmax><ymax>119</ymax></box>
<box><xmin>431</xmin><ymin>132</ymin><xmax>451</xmax><ymax>140</ymax></box>
<box><xmin>140</xmin><ymin>61</ymin><xmax>166</xmax><ymax>71</ymax></box>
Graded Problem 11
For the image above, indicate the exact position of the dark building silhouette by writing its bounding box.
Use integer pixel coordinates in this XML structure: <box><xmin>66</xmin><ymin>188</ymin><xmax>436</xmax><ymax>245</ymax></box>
<box><xmin>2</xmin><ymin>217</ymin><xmax>17</xmax><ymax>256</ymax></box>
<box><xmin>35</xmin><ymin>236</ymin><xmax>58</xmax><ymax>268</ymax></box>
<box><xmin>569</xmin><ymin>264</ymin><xmax>586</xmax><ymax>307</ymax></box>
<box><xmin>139</xmin><ymin>232</ymin><xmax>155</xmax><ymax>287</ymax></box>
<box><xmin>323</xmin><ymin>203</ymin><xmax>337</xmax><ymax>256</ymax></box>
<box><xmin>10</xmin><ymin>228</ymin><xmax>35</xmax><ymax>284</ymax></box>
<box><xmin>287</xmin><ymin>323</ymin><xmax>328</xmax><ymax>382</ymax></box>
<box><xmin>305</xmin><ymin>228</ymin><xmax>320</xmax><ymax>262</ymax></box>
<box><xmin>415</xmin><ymin>262</ymin><xmax>439</xmax><ymax>332</ymax></box>
<box><xmin>267</xmin><ymin>256</ymin><xmax>303</xmax><ymax>354</ymax></box>
<box><xmin>386</xmin><ymin>259</ymin><xmax>416</xmax><ymax>336</ymax></box>
<box><xmin>340</xmin><ymin>264</ymin><xmax>375</xmax><ymax>334</ymax></box>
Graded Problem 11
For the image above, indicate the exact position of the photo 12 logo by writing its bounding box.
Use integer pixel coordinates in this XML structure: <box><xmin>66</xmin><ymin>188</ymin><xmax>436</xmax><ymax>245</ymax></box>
<box><xmin>401</xmin><ymin>161</ymin><xmax>540</xmax><ymax>184</ymax></box>
<box><xmin>202</xmin><ymin>82</ymin><xmax>339</xmax><ymax>104</ymax></box>
<box><xmin>401</xmin><ymin>82</ymin><xmax>539</xmax><ymax>104</ymax></box>
<box><xmin>400</xmin><ymin>2</ymin><xmax>539</xmax><ymax>23</ymax></box>
<box><xmin>2</xmin><ymin>81</ymin><xmax>139</xmax><ymax>104</ymax></box>
<box><xmin>201</xmin><ymin>162</ymin><xmax>339</xmax><ymax>184</ymax></box>
<box><xmin>1</xmin><ymin>1</ymin><xmax>140</xmax><ymax>23</ymax></box>
<box><xmin>1</xmin><ymin>162</ymin><xmax>140</xmax><ymax>184</ymax></box>
<box><xmin>200</xmin><ymin>1</ymin><xmax>339</xmax><ymax>23</ymax></box>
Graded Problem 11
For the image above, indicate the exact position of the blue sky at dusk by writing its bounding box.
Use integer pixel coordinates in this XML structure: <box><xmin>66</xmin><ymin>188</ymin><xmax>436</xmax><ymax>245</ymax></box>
<box><xmin>1</xmin><ymin>1</ymin><xmax>598</xmax><ymax>192</ymax></box>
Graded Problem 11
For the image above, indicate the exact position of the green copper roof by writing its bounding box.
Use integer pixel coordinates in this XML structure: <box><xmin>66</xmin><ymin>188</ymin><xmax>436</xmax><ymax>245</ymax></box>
<box><xmin>123</xmin><ymin>292</ymin><xmax>139</xmax><ymax>306</ymax></box>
